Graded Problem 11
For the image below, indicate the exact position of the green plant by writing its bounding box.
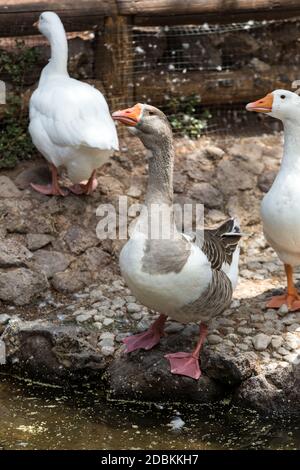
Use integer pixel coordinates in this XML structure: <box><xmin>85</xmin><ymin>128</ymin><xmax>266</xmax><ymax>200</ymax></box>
<box><xmin>0</xmin><ymin>40</ymin><xmax>39</xmax><ymax>169</ymax></box>
<box><xmin>168</xmin><ymin>94</ymin><xmax>211</xmax><ymax>139</ymax></box>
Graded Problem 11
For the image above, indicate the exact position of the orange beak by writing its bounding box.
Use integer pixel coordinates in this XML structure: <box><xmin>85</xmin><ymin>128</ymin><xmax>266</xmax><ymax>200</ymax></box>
<box><xmin>33</xmin><ymin>20</ymin><xmax>39</xmax><ymax>28</ymax></box>
<box><xmin>246</xmin><ymin>93</ymin><xmax>273</xmax><ymax>113</ymax></box>
<box><xmin>112</xmin><ymin>103</ymin><xmax>143</xmax><ymax>126</ymax></box>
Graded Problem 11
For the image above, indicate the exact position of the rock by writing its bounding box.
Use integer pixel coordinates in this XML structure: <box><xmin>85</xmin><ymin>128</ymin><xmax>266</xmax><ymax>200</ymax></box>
<box><xmin>101</xmin><ymin>346</ymin><xmax>115</xmax><ymax>356</ymax></box>
<box><xmin>278</xmin><ymin>304</ymin><xmax>289</xmax><ymax>315</ymax></box>
<box><xmin>52</xmin><ymin>269</ymin><xmax>91</xmax><ymax>293</ymax></box>
<box><xmin>164</xmin><ymin>322</ymin><xmax>184</xmax><ymax>334</ymax></box>
<box><xmin>234</xmin><ymin>364</ymin><xmax>300</xmax><ymax>414</ymax></box>
<box><xmin>26</xmin><ymin>234</ymin><xmax>53</xmax><ymax>251</ymax></box>
<box><xmin>0</xmin><ymin>314</ymin><xmax>10</xmax><ymax>325</ymax></box>
<box><xmin>271</xmin><ymin>336</ymin><xmax>283</xmax><ymax>349</ymax></box>
<box><xmin>257</xmin><ymin>171</ymin><xmax>276</xmax><ymax>193</ymax></box>
<box><xmin>3</xmin><ymin>321</ymin><xmax>106</xmax><ymax>383</ymax></box>
<box><xmin>0</xmin><ymin>239</ymin><xmax>32</xmax><ymax>268</ymax></box>
<box><xmin>64</xmin><ymin>226</ymin><xmax>99</xmax><ymax>255</ymax></box>
<box><xmin>189</xmin><ymin>182</ymin><xmax>223</xmax><ymax>209</ymax></box>
<box><xmin>89</xmin><ymin>289</ymin><xmax>103</xmax><ymax>302</ymax></box>
<box><xmin>202</xmin><ymin>349</ymin><xmax>257</xmax><ymax>385</ymax></box>
<box><xmin>32</xmin><ymin>250</ymin><xmax>71</xmax><ymax>278</ymax></box>
<box><xmin>103</xmin><ymin>318</ymin><xmax>114</xmax><ymax>326</ymax></box>
<box><xmin>217</xmin><ymin>160</ymin><xmax>254</xmax><ymax>194</ymax></box>
<box><xmin>203</xmin><ymin>145</ymin><xmax>225</xmax><ymax>160</ymax></box>
<box><xmin>15</xmin><ymin>165</ymin><xmax>51</xmax><ymax>190</ymax></box>
<box><xmin>76</xmin><ymin>312</ymin><xmax>93</xmax><ymax>323</ymax></box>
<box><xmin>127</xmin><ymin>303</ymin><xmax>142</xmax><ymax>313</ymax></box>
<box><xmin>107</xmin><ymin>333</ymin><xmax>224</xmax><ymax>402</ymax></box>
<box><xmin>0</xmin><ymin>176</ymin><xmax>22</xmax><ymax>198</ymax></box>
<box><xmin>207</xmin><ymin>334</ymin><xmax>222</xmax><ymax>345</ymax></box>
<box><xmin>252</xmin><ymin>333</ymin><xmax>272</xmax><ymax>351</ymax></box>
<box><xmin>0</xmin><ymin>268</ymin><xmax>48</xmax><ymax>305</ymax></box>
<box><xmin>80</xmin><ymin>247</ymin><xmax>111</xmax><ymax>273</ymax></box>
<box><xmin>127</xmin><ymin>185</ymin><xmax>142</xmax><ymax>198</ymax></box>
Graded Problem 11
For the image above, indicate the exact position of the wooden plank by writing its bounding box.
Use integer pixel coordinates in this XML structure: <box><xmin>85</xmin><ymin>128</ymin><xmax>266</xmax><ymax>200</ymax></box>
<box><xmin>134</xmin><ymin>65</ymin><xmax>300</xmax><ymax>106</ymax></box>
<box><xmin>118</xmin><ymin>0</ymin><xmax>300</xmax><ymax>16</ymax></box>
<box><xmin>0</xmin><ymin>0</ymin><xmax>115</xmax><ymax>14</ymax></box>
<box><xmin>0</xmin><ymin>0</ymin><xmax>115</xmax><ymax>35</ymax></box>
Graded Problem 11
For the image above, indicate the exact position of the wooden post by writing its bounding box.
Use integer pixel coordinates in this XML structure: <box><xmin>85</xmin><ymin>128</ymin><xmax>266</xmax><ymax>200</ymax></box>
<box><xmin>95</xmin><ymin>15</ymin><xmax>133</xmax><ymax>113</ymax></box>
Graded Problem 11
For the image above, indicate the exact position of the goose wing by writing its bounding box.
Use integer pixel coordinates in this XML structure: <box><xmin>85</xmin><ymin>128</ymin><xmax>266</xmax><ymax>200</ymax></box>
<box><xmin>30</xmin><ymin>77</ymin><xmax>119</xmax><ymax>151</ymax></box>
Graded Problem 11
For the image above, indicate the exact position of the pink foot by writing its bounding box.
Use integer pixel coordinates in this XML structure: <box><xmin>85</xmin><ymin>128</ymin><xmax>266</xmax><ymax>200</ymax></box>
<box><xmin>123</xmin><ymin>314</ymin><xmax>167</xmax><ymax>353</ymax></box>
<box><xmin>165</xmin><ymin>352</ymin><xmax>201</xmax><ymax>380</ymax></box>
<box><xmin>69</xmin><ymin>173</ymin><xmax>98</xmax><ymax>195</ymax></box>
<box><xmin>31</xmin><ymin>183</ymin><xmax>69</xmax><ymax>197</ymax></box>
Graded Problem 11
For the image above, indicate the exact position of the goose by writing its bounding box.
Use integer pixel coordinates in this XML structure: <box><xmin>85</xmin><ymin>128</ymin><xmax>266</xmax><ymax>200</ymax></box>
<box><xmin>247</xmin><ymin>89</ymin><xmax>300</xmax><ymax>311</ymax></box>
<box><xmin>112</xmin><ymin>103</ymin><xmax>242</xmax><ymax>379</ymax></box>
<box><xmin>29</xmin><ymin>11</ymin><xmax>118</xmax><ymax>196</ymax></box>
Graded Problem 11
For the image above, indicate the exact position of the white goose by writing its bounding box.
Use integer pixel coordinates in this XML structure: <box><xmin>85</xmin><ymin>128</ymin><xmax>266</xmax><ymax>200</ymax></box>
<box><xmin>247</xmin><ymin>89</ymin><xmax>300</xmax><ymax>311</ymax></box>
<box><xmin>112</xmin><ymin>103</ymin><xmax>242</xmax><ymax>379</ymax></box>
<box><xmin>29</xmin><ymin>12</ymin><xmax>118</xmax><ymax>196</ymax></box>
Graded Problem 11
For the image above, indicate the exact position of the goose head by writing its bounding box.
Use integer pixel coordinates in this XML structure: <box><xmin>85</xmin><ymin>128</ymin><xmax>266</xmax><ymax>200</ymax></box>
<box><xmin>246</xmin><ymin>89</ymin><xmax>300</xmax><ymax>123</ymax></box>
<box><xmin>112</xmin><ymin>103</ymin><xmax>172</xmax><ymax>150</ymax></box>
<box><xmin>34</xmin><ymin>11</ymin><xmax>64</xmax><ymax>40</ymax></box>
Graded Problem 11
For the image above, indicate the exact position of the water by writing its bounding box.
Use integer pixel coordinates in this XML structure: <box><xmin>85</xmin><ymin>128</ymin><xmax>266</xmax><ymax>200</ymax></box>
<box><xmin>0</xmin><ymin>375</ymin><xmax>299</xmax><ymax>450</ymax></box>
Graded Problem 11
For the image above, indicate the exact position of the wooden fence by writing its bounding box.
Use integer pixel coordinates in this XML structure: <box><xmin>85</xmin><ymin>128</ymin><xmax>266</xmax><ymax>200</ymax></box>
<box><xmin>1</xmin><ymin>0</ymin><xmax>300</xmax><ymax>112</ymax></box>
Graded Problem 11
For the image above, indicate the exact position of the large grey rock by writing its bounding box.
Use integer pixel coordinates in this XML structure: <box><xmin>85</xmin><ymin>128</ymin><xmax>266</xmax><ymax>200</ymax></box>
<box><xmin>64</xmin><ymin>226</ymin><xmax>99</xmax><ymax>255</ymax></box>
<box><xmin>0</xmin><ymin>176</ymin><xmax>22</xmax><ymax>198</ymax></box>
<box><xmin>189</xmin><ymin>182</ymin><xmax>223</xmax><ymax>209</ymax></box>
<box><xmin>32</xmin><ymin>249</ymin><xmax>71</xmax><ymax>278</ymax></box>
<box><xmin>4</xmin><ymin>321</ymin><xmax>106</xmax><ymax>384</ymax></box>
<box><xmin>0</xmin><ymin>239</ymin><xmax>32</xmax><ymax>268</ymax></box>
<box><xmin>107</xmin><ymin>333</ymin><xmax>224</xmax><ymax>402</ymax></box>
<box><xmin>0</xmin><ymin>268</ymin><xmax>48</xmax><ymax>305</ymax></box>
<box><xmin>52</xmin><ymin>269</ymin><xmax>91</xmax><ymax>293</ymax></box>
<box><xmin>26</xmin><ymin>233</ymin><xmax>53</xmax><ymax>251</ymax></box>
<box><xmin>234</xmin><ymin>363</ymin><xmax>300</xmax><ymax>415</ymax></box>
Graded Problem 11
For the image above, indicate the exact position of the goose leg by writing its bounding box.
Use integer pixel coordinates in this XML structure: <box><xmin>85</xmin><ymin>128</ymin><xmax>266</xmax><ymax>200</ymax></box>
<box><xmin>165</xmin><ymin>323</ymin><xmax>208</xmax><ymax>380</ymax></box>
<box><xmin>123</xmin><ymin>314</ymin><xmax>167</xmax><ymax>353</ymax></box>
<box><xmin>267</xmin><ymin>264</ymin><xmax>300</xmax><ymax>311</ymax></box>
<box><xmin>31</xmin><ymin>164</ymin><xmax>69</xmax><ymax>196</ymax></box>
<box><xmin>69</xmin><ymin>170</ymin><xmax>98</xmax><ymax>195</ymax></box>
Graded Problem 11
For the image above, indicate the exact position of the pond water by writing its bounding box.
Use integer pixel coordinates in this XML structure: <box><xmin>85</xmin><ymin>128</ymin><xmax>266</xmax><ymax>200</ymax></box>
<box><xmin>0</xmin><ymin>375</ymin><xmax>299</xmax><ymax>450</ymax></box>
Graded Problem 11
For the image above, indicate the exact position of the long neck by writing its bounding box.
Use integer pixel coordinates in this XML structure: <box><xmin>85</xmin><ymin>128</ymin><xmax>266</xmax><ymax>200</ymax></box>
<box><xmin>41</xmin><ymin>26</ymin><xmax>68</xmax><ymax>80</ymax></box>
<box><xmin>281</xmin><ymin>120</ymin><xmax>300</xmax><ymax>172</ymax></box>
<box><xmin>145</xmin><ymin>137</ymin><xmax>174</xmax><ymax>207</ymax></box>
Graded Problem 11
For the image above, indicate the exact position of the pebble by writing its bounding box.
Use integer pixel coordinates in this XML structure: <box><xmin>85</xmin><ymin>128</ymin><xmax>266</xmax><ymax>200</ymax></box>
<box><xmin>207</xmin><ymin>334</ymin><xmax>222</xmax><ymax>345</ymax></box>
<box><xmin>101</xmin><ymin>346</ymin><xmax>115</xmax><ymax>356</ymax></box>
<box><xmin>93</xmin><ymin>322</ymin><xmax>103</xmax><ymax>330</ymax></box>
<box><xmin>131</xmin><ymin>312</ymin><xmax>143</xmax><ymax>321</ymax></box>
<box><xmin>278</xmin><ymin>347</ymin><xmax>289</xmax><ymax>356</ymax></box>
<box><xmin>99</xmin><ymin>337</ymin><xmax>114</xmax><ymax>348</ymax></box>
<box><xmin>127</xmin><ymin>303</ymin><xmax>142</xmax><ymax>313</ymax></box>
<box><xmin>286</xmin><ymin>323</ymin><xmax>300</xmax><ymax>333</ymax></box>
<box><xmin>271</xmin><ymin>336</ymin><xmax>283</xmax><ymax>349</ymax></box>
<box><xmin>103</xmin><ymin>318</ymin><xmax>114</xmax><ymax>326</ymax></box>
<box><xmin>278</xmin><ymin>304</ymin><xmax>289</xmax><ymax>315</ymax></box>
<box><xmin>137</xmin><ymin>318</ymin><xmax>152</xmax><ymax>331</ymax></box>
<box><xmin>76</xmin><ymin>312</ymin><xmax>93</xmax><ymax>323</ymax></box>
<box><xmin>164</xmin><ymin>322</ymin><xmax>184</xmax><ymax>334</ymax></box>
<box><xmin>230</xmin><ymin>299</ymin><xmax>240</xmax><ymax>309</ymax></box>
<box><xmin>282</xmin><ymin>314</ymin><xmax>297</xmax><ymax>325</ymax></box>
<box><xmin>125</xmin><ymin>296</ymin><xmax>136</xmax><ymax>303</ymax></box>
<box><xmin>252</xmin><ymin>333</ymin><xmax>272</xmax><ymax>351</ymax></box>
<box><xmin>100</xmin><ymin>332</ymin><xmax>115</xmax><ymax>340</ymax></box>
<box><xmin>237</xmin><ymin>327</ymin><xmax>253</xmax><ymax>335</ymax></box>
<box><xmin>112</xmin><ymin>298</ymin><xmax>126</xmax><ymax>309</ymax></box>
<box><xmin>264</xmin><ymin>310</ymin><xmax>278</xmax><ymax>321</ymax></box>
<box><xmin>89</xmin><ymin>289</ymin><xmax>103</xmax><ymax>301</ymax></box>
<box><xmin>0</xmin><ymin>314</ymin><xmax>10</xmax><ymax>325</ymax></box>
<box><xmin>238</xmin><ymin>343</ymin><xmax>249</xmax><ymax>351</ymax></box>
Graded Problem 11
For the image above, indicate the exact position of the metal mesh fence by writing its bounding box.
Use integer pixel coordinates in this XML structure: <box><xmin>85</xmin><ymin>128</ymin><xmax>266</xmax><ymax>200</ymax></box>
<box><xmin>100</xmin><ymin>18</ymin><xmax>299</xmax><ymax>139</ymax></box>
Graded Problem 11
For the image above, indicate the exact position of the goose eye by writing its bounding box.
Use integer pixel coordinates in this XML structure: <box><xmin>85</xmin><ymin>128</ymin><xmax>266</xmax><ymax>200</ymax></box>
<box><xmin>148</xmin><ymin>111</ymin><xmax>154</xmax><ymax>116</ymax></box>
<box><xmin>280</xmin><ymin>95</ymin><xmax>286</xmax><ymax>99</ymax></box>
